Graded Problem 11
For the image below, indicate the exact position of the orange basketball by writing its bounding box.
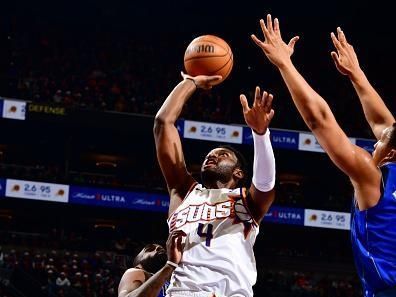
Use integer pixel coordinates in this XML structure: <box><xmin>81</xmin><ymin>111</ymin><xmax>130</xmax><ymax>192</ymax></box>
<box><xmin>184</xmin><ymin>35</ymin><xmax>233</xmax><ymax>85</ymax></box>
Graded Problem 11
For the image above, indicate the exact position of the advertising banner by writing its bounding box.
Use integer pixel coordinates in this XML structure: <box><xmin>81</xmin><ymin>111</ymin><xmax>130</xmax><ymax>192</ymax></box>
<box><xmin>0</xmin><ymin>178</ymin><xmax>5</xmax><ymax>197</ymax></box>
<box><xmin>243</xmin><ymin>128</ymin><xmax>299</xmax><ymax>150</ymax></box>
<box><xmin>264</xmin><ymin>206</ymin><xmax>304</xmax><ymax>225</ymax></box>
<box><xmin>299</xmin><ymin>132</ymin><xmax>356</xmax><ymax>153</ymax></box>
<box><xmin>184</xmin><ymin>120</ymin><xmax>243</xmax><ymax>144</ymax></box>
<box><xmin>2</xmin><ymin>99</ymin><xmax>27</xmax><ymax>120</ymax></box>
<box><xmin>27</xmin><ymin>103</ymin><xmax>67</xmax><ymax>117</ymax></box>
<box><xmin>176</xmin><ymin>119</ymin><xmax>184</xmax><ymax>136</ymax></box>
<box><xmin>0</xmin><ymin>99</ymin><xmax>3</xmax><ymax>117</ymax></box>
<box><xmin>298</xmin><ymin>133</ymin><xmax>325</xmax><ymax>153</ymax></box>
<box><xmin>304</xmin><ymin>209</ymin><xmax>350</xmax><ymax>230</ymax></box>
<box><xmin>5</xmin><ymin>179</ymin><xmax>69</xmax><ymax>203</ymax></box>
<box><xmin>356</xmin><ymin>139</ymin><xmax>376</xmax><ymax>153</ymax></box>
<box><xmin>69</xmin><ymin>186</ymin><xmax>169</xmax><ymax>212</ymax></box>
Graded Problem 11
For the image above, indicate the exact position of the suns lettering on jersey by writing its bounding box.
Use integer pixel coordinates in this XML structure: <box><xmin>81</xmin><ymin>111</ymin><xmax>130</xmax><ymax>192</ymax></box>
<box><xmin>172</xmin><ymin>201</ymin><xmax>232</xmax><ymax>229</ymax></box>
<box><xmin>169</xmin><ymin>193</ymin><xmax>256</xmax><ymax>238</ymax></box>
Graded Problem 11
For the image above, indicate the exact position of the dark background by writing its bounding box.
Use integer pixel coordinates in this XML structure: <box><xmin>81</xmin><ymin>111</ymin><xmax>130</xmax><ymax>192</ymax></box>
<box><xmin>1</xmin><ymin>0</ymin><xmax>395</xmax><ymax>136</ymax></box>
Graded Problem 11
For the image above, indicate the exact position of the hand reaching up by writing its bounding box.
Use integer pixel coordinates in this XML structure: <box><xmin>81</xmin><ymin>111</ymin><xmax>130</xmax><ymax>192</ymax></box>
<box><xmin>251</xmin><ymin>14</ymin><xmax>299</xmax><ymax>68</ymax></box>
<box><xmin>240</xmin><ymin>86</ymin><xmax>275</xmax><ymax>135</ymax></box>
<box><xmin>330</xmin><ymin>27</ymin><xmax>361</xmax><ymax>77</ymax></box>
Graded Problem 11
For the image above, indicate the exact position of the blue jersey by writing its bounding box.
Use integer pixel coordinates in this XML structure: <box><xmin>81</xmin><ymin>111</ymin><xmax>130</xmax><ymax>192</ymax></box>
<box><xmin>158</xmin><ymin>280</ymin><xmax>169</xmax><ymax>297</ymax></box>
<box><xmin>351</xmin><ymin>163</ymin><xmax>396</xmax><ymax>297</ymax></box>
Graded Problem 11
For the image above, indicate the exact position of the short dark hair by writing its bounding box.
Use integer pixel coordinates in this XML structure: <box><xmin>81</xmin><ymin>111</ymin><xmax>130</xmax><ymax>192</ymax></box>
<box><xmin>218</xmin><ymin>145</ymin><xmax>249</xmax><ymax>188</ymax></box>
<box><xmin>389</xmin><ymin>123</ymin><xmax>396</xmax><ymax>148</ymax></box>
<box><xmin>131</xmin><ymin>243</ymin><xmax>167</xmax><ymax>274</ymax></box>
<box><xmin>132</xmin><ymin>244</ymin><xmax>156</xmax><ymax>267</ymax></box>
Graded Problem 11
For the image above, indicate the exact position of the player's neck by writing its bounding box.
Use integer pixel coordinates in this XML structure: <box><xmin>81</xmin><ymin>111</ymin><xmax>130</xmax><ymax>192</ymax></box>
<box><xmin>135</xmin><ymin>265</ymin><xmax>154</xmax><ymax>278</ymax></box>
<box><xmin>204</xmin><ymin>179</ymin><xmax>237</xmax><ymax>189</ymax></box>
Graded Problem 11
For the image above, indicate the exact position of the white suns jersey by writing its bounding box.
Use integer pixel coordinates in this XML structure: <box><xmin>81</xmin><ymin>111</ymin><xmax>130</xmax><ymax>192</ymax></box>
<box><xmin>167</xmin><ymin>183</ymin><xmax>259</xmax><ymax>297</ymax></box>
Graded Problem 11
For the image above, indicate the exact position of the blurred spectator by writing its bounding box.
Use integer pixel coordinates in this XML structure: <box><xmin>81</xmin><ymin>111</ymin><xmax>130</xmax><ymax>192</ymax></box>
<box><xmin>56</xmin><ymin>271</ymin><xmax>71</xmax><ymax>292</ymax></box>
<box><xmin>1</xmin><ymin>27</ymin><xmax>380</xmax><ymax>139</ymax></box>
<box><xmin>44</xmin><ymin>269</ymin><xmax>57</xmax><ymax>296</ymax></box>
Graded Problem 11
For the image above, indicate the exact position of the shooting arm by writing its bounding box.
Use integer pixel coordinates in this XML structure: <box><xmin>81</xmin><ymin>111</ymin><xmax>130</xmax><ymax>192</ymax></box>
<box><xmin>154</xmin><ymin>79</ymin><xmax>197</xmax><ymax>215</ymax></box>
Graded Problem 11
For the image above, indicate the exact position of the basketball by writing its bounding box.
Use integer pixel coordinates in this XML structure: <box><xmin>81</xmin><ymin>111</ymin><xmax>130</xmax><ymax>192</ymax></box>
<box><xmin>184</xmin><ymin>35</ymin><xmax>233</xmax><ymax>85</ymax></box>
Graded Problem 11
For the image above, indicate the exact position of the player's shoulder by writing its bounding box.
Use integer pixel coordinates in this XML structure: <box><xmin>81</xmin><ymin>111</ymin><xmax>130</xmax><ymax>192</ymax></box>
<box><xmin>118</xmin><ymin>268</ymin><xmax>148</xmax><ymax>296</ymax></box>
<box><xmin>120</xmin><ymin>268</ymin><xmax>146</xmax><ymax>283</ymax></box>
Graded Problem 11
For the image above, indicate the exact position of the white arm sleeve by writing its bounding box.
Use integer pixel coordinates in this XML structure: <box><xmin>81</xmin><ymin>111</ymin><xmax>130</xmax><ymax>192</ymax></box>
<box><xmin>251</xmin><ymin>129</ymin><xmax>276</xmax><ymax>192</ymax></box>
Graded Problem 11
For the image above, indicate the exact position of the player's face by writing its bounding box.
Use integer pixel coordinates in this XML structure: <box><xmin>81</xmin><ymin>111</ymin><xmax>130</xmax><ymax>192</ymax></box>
<box><xmin>136</xmin><ymin>244</ymin><xmax>167</xmax><ymax>274</ymax></box>
<box><xmin>202</xmin><ymin>148</ymin><xmax>238</xmax><ymax>172</ymax></box>
<box><xmin>201</xmin><ymin>148</ymin><xmax>239</xmax><ymax>185</ymax></box>
<box><xmin>372</xmin><ymin>127</ymin><xmax>394</xmax><ymax>166</ymax></box>
<box><xmin>141</xmin><ymin>244</ymin><xmax>166</xmax><ymax>260</ymax></box>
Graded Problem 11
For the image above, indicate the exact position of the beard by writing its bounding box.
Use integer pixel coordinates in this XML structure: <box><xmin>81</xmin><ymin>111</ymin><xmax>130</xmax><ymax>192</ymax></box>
<box><xmin>140</xmin><ymin>252</ymin><xmax>167</xmax><ymax>274</ymax></box>
<box><xmin>201</xmin><ymin>163</ymin><xmax>234</xmax><ymax>187</ymax></box>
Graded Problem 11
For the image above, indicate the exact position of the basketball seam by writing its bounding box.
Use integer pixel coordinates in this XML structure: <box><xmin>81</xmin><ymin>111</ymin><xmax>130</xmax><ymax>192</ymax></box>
<box><xmin>207</xmin><ymin>53</ymin><xmax>233</xmax><ymax>75</ymax></box>
<box><xmin>184</xmin><ymin>53</ymin><xmax>229</xmax><ymax>62</ymax></box>
<box><xmin>220</xmin><ymin>53</ymin><xmax>233</xmax><ymax>78</ymax></box>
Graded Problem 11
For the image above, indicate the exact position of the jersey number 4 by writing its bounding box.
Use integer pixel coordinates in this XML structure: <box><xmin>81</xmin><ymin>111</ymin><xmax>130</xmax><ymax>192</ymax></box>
<box><xmin>197</xmin><ymin>223</ymin><xmax>213</xmax><ymax>247</ymax></box>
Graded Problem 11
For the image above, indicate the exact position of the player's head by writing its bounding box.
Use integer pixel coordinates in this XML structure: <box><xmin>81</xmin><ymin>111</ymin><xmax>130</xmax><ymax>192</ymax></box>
<box><xmin>201</xmin><ymin>145</ymin><xmax>248</xmax><ymax>188</ymax></box>
<box><xmin>132</xmin><ymin>244</ymin><xmax>167</xmax><ymax>274</ymax></box>
<box><xmin>372</xmin><ymin>123</ymin><xmax>396</xmax><ymax>166</ymax></box>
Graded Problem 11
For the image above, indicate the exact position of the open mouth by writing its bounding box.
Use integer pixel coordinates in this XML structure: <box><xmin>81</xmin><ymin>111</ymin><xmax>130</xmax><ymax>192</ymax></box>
<box><xmin>204</xmin><ymin>160</ymin><xmax>217</xmax><ymax>168</ymax></box>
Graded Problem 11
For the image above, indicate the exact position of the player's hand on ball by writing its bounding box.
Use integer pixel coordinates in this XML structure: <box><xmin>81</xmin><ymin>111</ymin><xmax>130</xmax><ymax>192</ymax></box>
<box><xmin>166</xmin><ymin>230</ymin><xmax>187</xmax><ymax>265</ymax></box>
<box><xmin>181</xmin><ymin>71</ymin><xmax>222</xmax><ymax>90</ymax></box>
<box><xmin>240</xmin><ymin>86</ymin><xmax>275</xmax><ymax>135</ymax></box>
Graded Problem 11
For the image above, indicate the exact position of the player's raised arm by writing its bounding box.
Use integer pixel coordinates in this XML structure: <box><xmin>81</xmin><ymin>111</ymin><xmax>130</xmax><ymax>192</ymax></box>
<box><xmin>330</xmin><ymin>27</ymin><xmax>395</xmax><ymax>140</ymax></box>
<box><xmin>154</xmin><ymin>72</ymin><xmax>222</xmax><ymax>216</ymax></box>
<box><xmin>239</xmin><ymin>87</ymin><xmax>276</xmax><ymax>221</ymax></box>
<box><xmin>251</xmin><ymin>15</ymin><xmax>381</xmax><ymax>209</ymax></box>
<box><xmin>118</xmin><ymin>231</ymin><xmax>186</xmax><ymax>297</ymax></box>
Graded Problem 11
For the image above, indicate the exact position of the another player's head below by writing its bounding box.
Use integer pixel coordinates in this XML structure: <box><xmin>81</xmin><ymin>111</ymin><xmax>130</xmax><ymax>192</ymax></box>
<box><xmin>201</xmin><ymin>145</ymin><xmax>248</xmax><ymax>189</ymax></box>
<box><xmin>133</xmin><ymin>244</ymin><xmax>167</xmax><ymax>274</ymax></box>
<box><xmin>372</xmin><ymin>123</ymin><xmax>396</xmax><ymax>166</ymax></box>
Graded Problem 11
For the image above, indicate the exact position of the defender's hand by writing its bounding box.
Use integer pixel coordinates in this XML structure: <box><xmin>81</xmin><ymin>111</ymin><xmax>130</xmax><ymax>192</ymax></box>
<box><xmin>240</xmin><ymin>86</ymin><xmax>275</xmax><ymax>135</ymax></box>
<box><xmin>330</xmin><ymin>27</ymin><xmax>361</xmax><ymax>77</ymax></box>
<box><xmin>251</xmin><ymin>14</ymin><xmax>299</xmax><ymax>68</ymax></box>
<box><xmin>166</xmin><ymin>230</ymin><xmax>186</xmax><ymax>265</ymax></box>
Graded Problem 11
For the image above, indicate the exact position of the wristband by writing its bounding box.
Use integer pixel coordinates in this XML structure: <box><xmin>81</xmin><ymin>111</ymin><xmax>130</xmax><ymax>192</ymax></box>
<box><xmin>166</xmin><ymin>260</ymin><xmax>178</xmax><ymax>269</ymax></box>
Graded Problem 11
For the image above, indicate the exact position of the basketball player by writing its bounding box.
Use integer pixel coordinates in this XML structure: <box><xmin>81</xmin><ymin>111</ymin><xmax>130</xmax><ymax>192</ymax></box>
<box><xmin>251</xmin><ymin>14</ymin><xmax>396</xmax><ymax>297</ymax></box>
<box><xmin>118</xmin><ymin>230</ymin><xmax>186</xmax><ymax>297</ymax></box>
<box><xmin>154</xmin><ymin>72</ymin><xmax>276</xmax><ymax>297</ymax></box>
